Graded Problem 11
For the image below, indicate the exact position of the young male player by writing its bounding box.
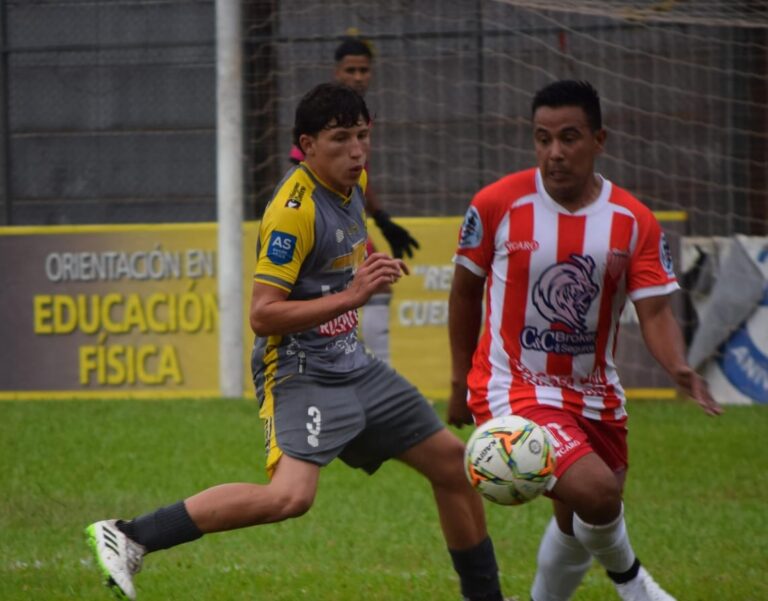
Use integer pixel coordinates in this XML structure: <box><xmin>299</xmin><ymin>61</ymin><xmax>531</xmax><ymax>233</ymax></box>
<box><xmin>86</xmin><ymin>83</ymin><xmax>506</xmax><ymax>601</ymax></box>
<box><xmin>289</xmin><ymin>35</ymin><xmax>419</xmax><ymax>364</ymax></box>
<box><xmin>448</xmin><ymin>80</ymin><xmax>721</xmax><ymax>601</ymax></box>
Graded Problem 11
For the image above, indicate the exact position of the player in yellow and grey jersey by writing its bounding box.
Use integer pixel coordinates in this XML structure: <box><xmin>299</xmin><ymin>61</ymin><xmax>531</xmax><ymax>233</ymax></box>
<box><xmin>252</xmin><ymin>162</ymin><xmax>370</xmax><ymax>385</ymax></box>
<box><xmin>84</xmin><ymin>83</ymin><xmax>509</xmax><ymax>601</ymax></box>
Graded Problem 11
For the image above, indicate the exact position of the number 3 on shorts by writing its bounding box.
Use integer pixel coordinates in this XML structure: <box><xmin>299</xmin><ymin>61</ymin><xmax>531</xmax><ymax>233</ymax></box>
<box><xmin>306</xmin><ymin>406</ymin><xmax>322</xmax><ymax>448</ymax></box>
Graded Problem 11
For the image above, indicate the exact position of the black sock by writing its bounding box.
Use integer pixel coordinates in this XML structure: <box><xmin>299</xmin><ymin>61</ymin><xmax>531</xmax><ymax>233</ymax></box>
<box><xmin>116</xmin><ymin>501</ymin><xmax>203</xmax><ymax>553</ymax></box>
<box><xmin>449</xmin><ymin>536</ymin><xmax>503</xmax><ymax>601</ymax></box>
<box><xmin>607</xmin><ymin>557</ymin><xmax>641</xmax><ymax>584</ymax></box>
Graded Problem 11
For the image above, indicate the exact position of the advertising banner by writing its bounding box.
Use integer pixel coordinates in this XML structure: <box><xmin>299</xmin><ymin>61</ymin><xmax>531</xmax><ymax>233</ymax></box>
<box><xmin>2</xmin><ymin>215</ymin><xmax>685</xmax><ymax>400</ymax></box>
<box><xmin>367</xmin><ymin>218</ymin><xmax>459</xmax><ymax>399</ymax></box>
<box><xmin>0</xmin><ymin>224</ymin><xmax>257</xmax><ymax>398</ymax></box>
<box><xmin>684</xmin><ymin>235</ymin><xmax>768</xmax><ymax>405</ymax></box>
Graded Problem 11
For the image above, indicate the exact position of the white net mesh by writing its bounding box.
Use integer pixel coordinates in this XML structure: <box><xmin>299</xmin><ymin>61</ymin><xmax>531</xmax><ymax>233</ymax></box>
<box><xmin>495</xmin><ymin>0</ymin><xmax>768</xmax><ymax>28</ymax></box>
<box><xmin>243</xmin><ymin>0</ymin><xmax>767</xmax><ymax>237</ymax></box>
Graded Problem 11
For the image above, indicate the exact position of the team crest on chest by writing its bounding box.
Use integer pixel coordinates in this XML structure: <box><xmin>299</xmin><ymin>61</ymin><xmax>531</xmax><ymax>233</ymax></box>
<box><xmin>606</xmin><ymin>248</ymin><xmax>630</xmax><ymax>281</ymax></box>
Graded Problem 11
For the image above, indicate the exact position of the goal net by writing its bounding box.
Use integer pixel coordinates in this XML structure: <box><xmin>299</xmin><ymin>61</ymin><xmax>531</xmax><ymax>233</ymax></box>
<box><xmin>243</xmin><ymin>0</ymin><xmax>767</xmax><ymax>237</ymax></box>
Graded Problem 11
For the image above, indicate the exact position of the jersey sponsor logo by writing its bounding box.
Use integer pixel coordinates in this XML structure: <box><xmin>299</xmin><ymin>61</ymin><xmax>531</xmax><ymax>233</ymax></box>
<box><xmin>520</xmin><ymin>327</ymin><xmax>596</xmax><ymax>355</ymax></box>
<box><xmin>505</xmin><ymin>239</ymin><xmax>540</xmax><ymax>253</ymax></box>
<box><xmin>324</xmin><ymin>331</ymin><xmax>360</xmax><ymax>354</ymax></box>
<box><xmin>267</xmin><ymin>231</ymin><xmax>297</xmax><ymax>265</ymax></box>
<box><xmin>659</xmin><ymin>232</ymin><xmax>675</xmax><ymax>276</ymax></box>
<box><xmin>318</xmin><ymin>308</ymin><xmax>359</xmax><ymax>337</ymax></box>
<box><xmin>329</xmin><ymin>239</ymin><xmax>367</xmax><ymax>272</ymax></box>
<box><xmin>522</xmin><ymin>254</ymin><xmax>599</xmax><ymax>355</ymax></box>
<box><xmin>510</xmin><ymin>357</ymin><xmax>608</xmax><ymax>394</ymax></box>
<box><xmin>459</xmin><ymin>206</ymin><xmax>483</xmax><ymax>249</ymax></box>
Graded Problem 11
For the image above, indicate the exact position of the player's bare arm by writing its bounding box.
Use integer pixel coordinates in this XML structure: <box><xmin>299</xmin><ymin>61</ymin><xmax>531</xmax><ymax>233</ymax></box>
<box><xmin>447</xmin><ymin>264</ymin><xmax>486</xmax><ymax>427</ymax></box>
<box><xmin>634</xmin><ymin>294</ymin><xmax>722</xmax><ymax>416</ymax></box>
<box><xmin>250</xmin><ymin>253</ymin><xmax>406</xmax><ymax>337</ymax></box>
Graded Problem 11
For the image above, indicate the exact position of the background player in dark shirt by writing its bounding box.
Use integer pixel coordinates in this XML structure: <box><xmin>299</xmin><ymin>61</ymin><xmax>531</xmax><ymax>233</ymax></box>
<box><xmin>290</xmin><ymin>36</ymin><xmax>419</xmax><ymax>365</ymax></box>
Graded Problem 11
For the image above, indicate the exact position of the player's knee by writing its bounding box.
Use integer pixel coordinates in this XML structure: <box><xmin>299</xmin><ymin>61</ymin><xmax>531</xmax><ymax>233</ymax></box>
<box><xmin>577</xmin><ymin>478</ymin><xmax>622</xmax><ymax>522</ymax></box>
<box><xmin>430</xmin><ymin>435</ymin><xmax>470</xmax><ymax>488</ymax></box>
<box><xmin>272</xmin><ymin>488</ymin><xmax>315</xmax><ymax>519</ymax></box>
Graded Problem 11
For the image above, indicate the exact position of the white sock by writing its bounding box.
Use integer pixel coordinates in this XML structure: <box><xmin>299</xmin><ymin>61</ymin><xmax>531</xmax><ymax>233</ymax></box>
<box><xmin>361</xmin><ymin>293</ymin><xmax>391</xmax><ymax>364</ymax></box>
<box><xmin>572</xmin><ymin>504</ymin><xmax>636</xmax><ymax>575</ymax></box>
<box><xmin>531</xmin><ymin>517</ymin><xmax>593</xmax><ymax>601</ymax></box>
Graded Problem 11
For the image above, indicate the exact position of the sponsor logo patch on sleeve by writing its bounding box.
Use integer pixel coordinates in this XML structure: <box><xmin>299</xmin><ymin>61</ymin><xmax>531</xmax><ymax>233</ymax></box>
<box><xmin>267</xmin><ymin>231</ymin><xmax>297</xmax><ymax>265</ymax></box>
<box><xmin>659</xmin><ymin>232</ymin><xmax>675</xmax><ymax>276</ymax></box>
<box><xmin>459</xmin><ymin>206</ymin><xmax>483</xmax><ymax>249</ymax></box>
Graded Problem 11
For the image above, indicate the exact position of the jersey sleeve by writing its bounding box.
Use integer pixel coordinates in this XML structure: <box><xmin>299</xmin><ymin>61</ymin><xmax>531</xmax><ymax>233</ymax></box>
<box><xmin>627</xmin><ymin>209</ymin><xmax>680</xmax><ymax>301</ymax></box>
<box><xmin>453</xmin><ymin>189</ymin><xmax>498</xmax><ymax>277</ymax></box>
<box><xmin>254</xmin><ymin>184</ymin><xmax>316</xmax><ymax>293</ymax></box>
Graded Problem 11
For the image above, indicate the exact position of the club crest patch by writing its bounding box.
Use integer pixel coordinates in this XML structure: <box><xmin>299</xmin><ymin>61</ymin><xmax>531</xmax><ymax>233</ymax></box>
<box><xmin>532</xmin><ymin>254</ymin><xmax>599</xmax><ymax>333</ymax></box>
<box><xmin>606</xmin><ymin>248</ymin><xmax>630</xmax><ymax>281</ymax></box>
<box><xmin>267</xmin><ymin>231</ymin><xmax>297</xmax><ymax>265</ymax></box>
<box><xmin>284</xmin><ymin>182</ymin><xmax>306</xmax><ymax>210</ymax></box>
<box><xmin>520</xmin><ymin>254</ymin><xmax>600</xmax><ymax>355</ymax></box>
<box><xmin>459</xmin><ymin>206</ymin><xmax>483</xmax><ymax>249</ymax></box>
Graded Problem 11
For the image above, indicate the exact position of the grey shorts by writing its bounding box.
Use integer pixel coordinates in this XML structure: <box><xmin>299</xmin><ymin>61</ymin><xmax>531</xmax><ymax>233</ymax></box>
<box><xmin>263</xmin><ymin>359</ymin><xmax>444</xmax><ymax>475</ymax></box>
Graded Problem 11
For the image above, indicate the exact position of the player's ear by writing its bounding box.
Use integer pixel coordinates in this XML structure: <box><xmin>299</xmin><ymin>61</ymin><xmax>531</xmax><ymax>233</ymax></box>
<box><xmin>594</xmin><ymin>128</ymin><xmax>607</xmax><ymax>154</ymax></box>
<box><xmin>299</xmin><ymin>134</ymin><xmax>316</xmax><ymax>157</ymax></box>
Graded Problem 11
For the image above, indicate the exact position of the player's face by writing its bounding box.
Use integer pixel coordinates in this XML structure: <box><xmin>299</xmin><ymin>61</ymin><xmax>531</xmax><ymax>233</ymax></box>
<box><xmin>300</xmin><ymin>118</ymin><xmax>370</xmax><ymax>196</ymax></box>
<box><xmin>334</xmin><ymin>55</ymin><xmax>372</xmax><ymax>96</ymax></box>
<box><xmin>533</xmin><ymin>105</ymin><xmax>606</xmax><ymax>207</ymax></box>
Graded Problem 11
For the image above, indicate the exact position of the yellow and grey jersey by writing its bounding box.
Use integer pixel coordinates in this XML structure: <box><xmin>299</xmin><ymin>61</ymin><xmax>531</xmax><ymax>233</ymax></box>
<box><xmin>251</xmin><ymin>164</ymin><xmax>372</xmax><ymax>393</ymax></box>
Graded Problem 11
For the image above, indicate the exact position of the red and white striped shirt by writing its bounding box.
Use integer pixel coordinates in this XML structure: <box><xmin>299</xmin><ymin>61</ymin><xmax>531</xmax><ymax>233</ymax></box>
<box><xmin>455</xmin><ymin>168</ymin><xmax>678</xmax><ymax>425</ymax></box>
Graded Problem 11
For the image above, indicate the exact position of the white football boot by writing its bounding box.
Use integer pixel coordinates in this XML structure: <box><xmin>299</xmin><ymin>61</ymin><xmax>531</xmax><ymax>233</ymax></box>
<box><xmin>614</xmin><ymin>566</ymin><xmax>676</xmax><ymax>601</ymax></box>
<box><xmin>85</xmin><ymin>519</ymin><xmax>146</xmax><ymax>600</ymax></box>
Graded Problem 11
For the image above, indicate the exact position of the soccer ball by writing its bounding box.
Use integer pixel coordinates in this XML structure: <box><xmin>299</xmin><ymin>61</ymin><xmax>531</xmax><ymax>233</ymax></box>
<box><xmin>464</xmin><ymin>415</ymin><xmax>556</xmax><ymax>505</ymax></box>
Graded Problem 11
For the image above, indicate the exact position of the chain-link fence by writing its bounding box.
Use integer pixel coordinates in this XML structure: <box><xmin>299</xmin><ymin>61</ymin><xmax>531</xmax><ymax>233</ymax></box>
<box><xmin>1</xmin><ymin>0</ymin><xmax>217</xmax><ymax>225</ymax></box>
<box><xmin>2</xmin><ymin>1</ymin><xmax>766</xmax><ymax>234</ymax></box>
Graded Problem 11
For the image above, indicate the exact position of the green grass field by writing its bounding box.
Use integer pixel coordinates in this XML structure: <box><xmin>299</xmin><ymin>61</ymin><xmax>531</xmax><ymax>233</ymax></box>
<box><xmin>1</xmin><ymin>398</ymin><xmax>765</xmax><ymax>601</ymax></box>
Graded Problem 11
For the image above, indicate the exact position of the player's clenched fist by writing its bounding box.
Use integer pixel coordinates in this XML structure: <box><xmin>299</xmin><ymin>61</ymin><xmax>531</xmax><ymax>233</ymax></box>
<box><xmin>348</xmin><ymin>252</ymin><xmax>408</xmax><ymax>305</ymax></box>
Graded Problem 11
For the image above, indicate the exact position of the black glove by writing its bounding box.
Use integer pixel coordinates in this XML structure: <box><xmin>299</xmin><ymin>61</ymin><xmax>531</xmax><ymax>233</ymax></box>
<box><xmin>372</xmin><ymin>210</ymin><xmax>420</xmax><ymax>259</ymax></box>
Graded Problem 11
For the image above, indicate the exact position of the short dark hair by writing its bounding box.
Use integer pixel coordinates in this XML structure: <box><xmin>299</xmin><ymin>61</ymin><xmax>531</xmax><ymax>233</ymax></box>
<box><xmin>292</xmin><ymin>82</ymin><xmax>371</xmax><ymax>148</ymax></box>
<box><xmin>532</xmin><ymin>80</ymin><xmax>602</xmax><ymax>131</ymax></box>
<box><xmin>334</xmin><ymin>37</ymin><xmax>373</xmax><ymax>62</ymax></box>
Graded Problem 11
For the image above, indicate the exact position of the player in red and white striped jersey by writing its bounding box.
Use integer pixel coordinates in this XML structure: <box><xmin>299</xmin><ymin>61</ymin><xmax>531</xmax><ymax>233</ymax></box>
<box><xmin>449</xmin><ymin>80</ymin><xmax>721</xmax><ymax>601</ymax></box>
